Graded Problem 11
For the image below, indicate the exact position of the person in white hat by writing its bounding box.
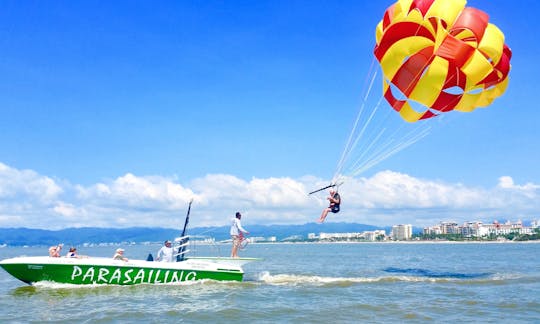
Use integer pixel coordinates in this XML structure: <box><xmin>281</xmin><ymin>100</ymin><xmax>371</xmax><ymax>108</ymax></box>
<box><xmin>113</xmin><ymin>248</ymin><xmax>128</xmax><ymax>261</ymax></box>
<box><xmin>156</xmin><ymin>240</ymin><xmax>174</xmax><ymax>262</ymax></box>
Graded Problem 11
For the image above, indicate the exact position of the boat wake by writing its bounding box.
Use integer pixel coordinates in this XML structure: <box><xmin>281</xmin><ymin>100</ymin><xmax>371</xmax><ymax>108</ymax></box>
<box><xmin>256</xmin><ymin>270</ymin><xmax>530</xmax><ymax>287</ymax></box>
<box><xmin>258</xmin><ymin>271</ymin><xmax>386</xmax><ymax>286</ymax></box>
<box><xmin>29</xmin><ymin>278</ymin><xmax>234</xmax><ymax>289</ymax></box>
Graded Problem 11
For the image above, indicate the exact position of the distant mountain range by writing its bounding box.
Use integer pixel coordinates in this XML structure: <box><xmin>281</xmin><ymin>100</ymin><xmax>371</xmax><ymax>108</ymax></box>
<box><xmin>0</xmin><ymin>223</ymin><xmax>409</xmax><ymax>246</ymax></box>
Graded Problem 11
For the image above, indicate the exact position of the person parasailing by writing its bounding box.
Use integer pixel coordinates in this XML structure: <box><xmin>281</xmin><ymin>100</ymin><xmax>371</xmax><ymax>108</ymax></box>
<box><xmin>318</xmin><ymin>188</ymin><xmax>341</xmax><ymax>223</ymax></box>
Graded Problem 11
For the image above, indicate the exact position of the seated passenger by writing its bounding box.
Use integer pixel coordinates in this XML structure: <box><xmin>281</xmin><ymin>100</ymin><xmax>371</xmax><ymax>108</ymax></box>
<box><xmin>113</xmin><ymin>248</ymin><xmax>128</xmax><ymax>261</ymax></box>
<box><xmin>48</xmin><ymin>243</ymin><xmax>63</xmax><ymax>257</ymax></box>
<box><xmin>66</xmin><ymin>247</ymin><xmax>78</xmax><ymax>258</ymax></box>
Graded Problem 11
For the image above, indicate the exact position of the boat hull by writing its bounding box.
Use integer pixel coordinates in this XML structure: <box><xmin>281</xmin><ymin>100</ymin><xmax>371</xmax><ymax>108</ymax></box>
<box><xmin>0</xmin><ymin>256</ymin><xmax>254</xmax><ymax>285</ymax></box>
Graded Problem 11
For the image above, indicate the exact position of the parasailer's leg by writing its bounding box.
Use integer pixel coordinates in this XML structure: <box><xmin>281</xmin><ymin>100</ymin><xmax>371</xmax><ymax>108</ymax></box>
<box><xmin>318</xmin><ymin>207</ymin><xmax>331</xmax><ymax>223</ymax></box>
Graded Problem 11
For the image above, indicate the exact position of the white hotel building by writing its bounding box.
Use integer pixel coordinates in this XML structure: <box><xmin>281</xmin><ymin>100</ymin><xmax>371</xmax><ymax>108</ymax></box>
<box><xmin>391</xmin><ymin>224</ymin><xmax>413</xmax><ymax>240</ymax></box>
<box><xmin>309</xmin><ymin>230</ymin><xmax>387</xmax><ymax>241</ymax></box>
<box><xmin>423</xmin><ymin>220</ymin><xmax>538</xmax><ymax>238</ymax></box>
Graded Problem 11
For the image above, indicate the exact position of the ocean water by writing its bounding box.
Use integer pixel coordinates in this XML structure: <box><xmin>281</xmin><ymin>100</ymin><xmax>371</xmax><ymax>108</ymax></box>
<box><xmin>1</xmin><ymin>242</ymin><xmax>539</xmax><ymax>323</ymax></box>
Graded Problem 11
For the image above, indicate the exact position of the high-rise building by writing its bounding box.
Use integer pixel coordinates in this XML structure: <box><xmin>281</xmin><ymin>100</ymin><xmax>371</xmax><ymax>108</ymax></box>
<box><xmin>392</xmin><ymin>224</ymin><xmax>412</xmax><ymax>240</ymax></box>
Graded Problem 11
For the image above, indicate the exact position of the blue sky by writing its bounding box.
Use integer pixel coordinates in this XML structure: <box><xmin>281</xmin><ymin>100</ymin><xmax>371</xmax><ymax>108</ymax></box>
<box><xmin>0</xmin><ymin>0</ymin><xmax>539</xmax><ymax>230</ymax></box>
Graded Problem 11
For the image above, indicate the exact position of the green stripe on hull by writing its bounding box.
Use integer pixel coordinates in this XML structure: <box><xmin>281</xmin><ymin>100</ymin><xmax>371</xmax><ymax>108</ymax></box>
<box><xmin>1</xmin><ymin>263</ymin><xmax>243</xmax><ymax>285</ymax></box>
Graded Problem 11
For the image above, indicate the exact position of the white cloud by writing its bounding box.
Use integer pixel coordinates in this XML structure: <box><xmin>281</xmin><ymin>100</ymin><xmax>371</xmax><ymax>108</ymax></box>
<box><xmin>346</xmin><ymin>171</ymin><xmax>486</xmax><ymax>209</ymax></box>
<box><xmin>191</xmin><ymin>174</ymin><xmax>310</xmax><ymax>207</ymax></box>
<box><xmin>0</xmin><ymin>162</ymin><xmax>62</xmax><ymax>202</ymax></box>
<box><xmin>498</xmin><ymin>176</ymin><xmax>540</xmax><ymax>194</ymax></box>
<box><xmin>0</xmin><ymin>162</ymin><xmax>65</xmax><ymax>228</ymax></box>
<box><xmin>77</xmin><ymin>173</ymin><xmax>195</xmax><ymax>210</ymax></box>
<box><xmin>0</xmin><ymin>162</ymin><xmax>539</xmax><ymax>229</ymax></box>
<box><xmin>53</xmin><ymin>202</ymin><xmax>78</xmax><ymax>217</ymax></box>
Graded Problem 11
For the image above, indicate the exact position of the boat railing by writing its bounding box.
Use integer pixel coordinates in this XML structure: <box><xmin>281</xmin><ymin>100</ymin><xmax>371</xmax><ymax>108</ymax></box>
<box><xmin>174</xmin><ymin>235</ymin><xmax>189</xmax><ymax>243</ymax></box>
<box><xmin>173</xmin><ymin>235</ymin><xmax>190</xmax><ymax>261</ymax></box>
<box><xmin>172</xmin><ymin>249</ymin><xmax>190</xmax><ymax>258</ymax></box>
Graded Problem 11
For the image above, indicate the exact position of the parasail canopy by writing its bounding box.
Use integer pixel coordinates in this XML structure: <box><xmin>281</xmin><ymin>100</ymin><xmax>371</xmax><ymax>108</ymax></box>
<box><xmin>374</xmin><ymin>0</ymin><xmax>512</xmax><ymax>122</ymax></box>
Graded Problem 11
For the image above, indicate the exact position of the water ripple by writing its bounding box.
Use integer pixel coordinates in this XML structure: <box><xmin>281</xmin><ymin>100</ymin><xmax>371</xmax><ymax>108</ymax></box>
<box><xmin>382</xmin><ymin>267</ymin><xmax>491</xmax><ymax>279</ymax></box>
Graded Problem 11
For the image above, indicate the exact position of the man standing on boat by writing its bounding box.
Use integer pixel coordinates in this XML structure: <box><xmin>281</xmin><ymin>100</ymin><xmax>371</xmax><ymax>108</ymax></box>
<box><xmin>230</xmin><ymin>212</ymin><xmax>249</xmax><ymax>258</ymax></box>
<box><xmin>156</xmin><ymin>240</ymin><xmax>174</xmax><ymax>262</ymax></box>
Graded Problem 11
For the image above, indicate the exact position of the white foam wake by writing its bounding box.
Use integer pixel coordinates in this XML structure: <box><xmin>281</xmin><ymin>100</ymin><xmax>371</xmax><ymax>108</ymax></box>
<box><xmin>256</xmin><ymin>271</ymin><xmax>527</xmax><ymax>286</ymax></box>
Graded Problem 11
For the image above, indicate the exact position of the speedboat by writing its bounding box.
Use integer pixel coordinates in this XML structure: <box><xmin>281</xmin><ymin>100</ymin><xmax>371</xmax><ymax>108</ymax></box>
<box><xmin>0</xmin><ymin>201</ymin><xmax>260</xmax><ymax>286</ymax></box>
<box><xmin>0</xmin><ymin>252</ymin><xmax>258</xmax><ymax>285</ymax></box>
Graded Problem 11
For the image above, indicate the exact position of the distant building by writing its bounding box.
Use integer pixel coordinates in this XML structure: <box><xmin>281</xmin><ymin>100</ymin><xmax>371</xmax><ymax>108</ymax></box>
<box><xmin>392</xmin><ymin>224</ymin><xmax>412</xmax><ymax>240</ymax></box>
<box><xmin>191</xmin><ymin>237</ymin><xmax>215</xmax><ymax>244</ymax></box>
<box><xmin>364</xmin><ymin>230</ymin><xmax>386</xmax><ymax>241</ymax></box>
<box><xmin>423</xmin><ymin>225</ymin><xmax>442</xmax><ymax>236</ymax></box>
<box><xmin>440</xmin><ymin>222</ymin><xmax>459</xmax><ymax>234</ymax></box>
<box><xmin>423</xmin><ymin>219</ymin><xmax>536</xmax><ymax>238</ymax></box>
<box><xmin>477</xmin><ymin>220</ymin><xmax>532</xmax><ymax>237</ymax></box>
<box><xmin>424</xmin><ymin>222</ymin><xmax>461</xmax><ymax>236</ymax></box>
<box><xmin>319</xmin><ymin>232</ymin><xmax>363</xmax><ymax>240</ymax></box>
<box><xmin>309</xmin><ymin>230</ymin><xmax>387</xmax><ymax>241</ymax></box>
<box><xmin>282</xmin><ymin>235</ymin><xmax>303</xmax><ymax>242</ymax></box>
<box><xmin>248</xmin><ymin>236</ymin><xmax>277</xmax><ymax>243</ymax></box>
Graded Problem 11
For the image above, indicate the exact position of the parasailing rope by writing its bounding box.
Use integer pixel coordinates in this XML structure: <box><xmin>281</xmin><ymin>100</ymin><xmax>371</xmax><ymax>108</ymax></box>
<box><xmin>331</xmin><ymin>57</ymin><xmax>435</xmax><ymax>184</ymax></box>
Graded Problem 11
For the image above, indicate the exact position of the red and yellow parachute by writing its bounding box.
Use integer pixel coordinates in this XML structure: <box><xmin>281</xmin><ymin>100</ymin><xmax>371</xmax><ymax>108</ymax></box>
<box><xmin>374</xmin><ymin>0</ymin><xmax>512</xmax><ymax>122</ymax></box>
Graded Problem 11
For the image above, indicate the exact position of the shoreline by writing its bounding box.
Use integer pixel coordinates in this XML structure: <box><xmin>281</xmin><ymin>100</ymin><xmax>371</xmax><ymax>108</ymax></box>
<box><xmin>2</xmin><ymin>240</ymin><xmax>540</xmax><ymax>249</ymax></box>
<box><xmin>250</xmin><ymin>240</ymin><xmax>540</xmax><ymax>245</ymax></box>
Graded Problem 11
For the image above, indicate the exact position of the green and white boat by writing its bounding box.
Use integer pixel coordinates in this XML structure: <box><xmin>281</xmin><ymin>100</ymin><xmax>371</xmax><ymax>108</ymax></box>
<box><xmin>0</xmin><ymin>254</ymin><xmax>258</xmax><ymax>285</ymax></box>
<box><xmin>0</xmin><ymin>201</ymin><xmax>260</xmax><ymax>286</ymax></box>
